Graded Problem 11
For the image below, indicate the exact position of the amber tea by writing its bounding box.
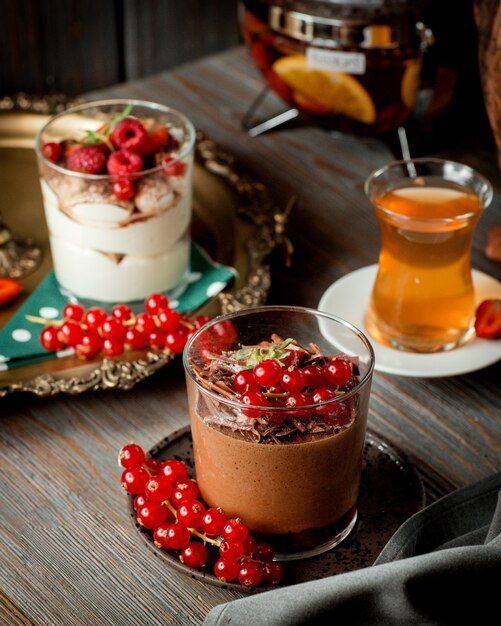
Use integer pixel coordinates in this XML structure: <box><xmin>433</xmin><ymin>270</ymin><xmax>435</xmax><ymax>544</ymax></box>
<box><xmin>365</xmin><ymin>160</ymin><xmax>492</xmax><ymax>352</ymax></box>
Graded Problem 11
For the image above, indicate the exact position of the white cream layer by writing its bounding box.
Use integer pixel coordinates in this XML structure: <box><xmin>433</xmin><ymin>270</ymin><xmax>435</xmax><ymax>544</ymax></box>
<box><xmin>50</xmin><ymin>233</ymin><xmax>190</xmax><ymax>302</ymax></box>
<box><xmin>41</xmin><ymin>178</ymin><xmax>192</xmax><ymax>256</ymax></box>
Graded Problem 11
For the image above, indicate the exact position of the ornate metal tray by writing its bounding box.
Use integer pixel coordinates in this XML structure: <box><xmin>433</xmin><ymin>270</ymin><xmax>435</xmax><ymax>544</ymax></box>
<box><xmin>0</xmin><ymin>96</ymin><xmax>293</xmax><ymax>397</ymax></box>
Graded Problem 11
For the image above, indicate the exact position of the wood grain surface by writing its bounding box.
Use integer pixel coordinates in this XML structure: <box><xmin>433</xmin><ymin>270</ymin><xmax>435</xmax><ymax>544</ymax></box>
<box><xmin>1</xmin><ymin>46</ymin><xmax>500</xmax><ymax>626</ymax></box>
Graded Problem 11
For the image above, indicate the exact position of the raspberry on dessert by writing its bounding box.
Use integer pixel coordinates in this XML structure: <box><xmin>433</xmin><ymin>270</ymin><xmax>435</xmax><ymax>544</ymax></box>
<box><xmin>107</xmin><ymin>149</ymin><xmax>143</xmax><ymax>176</ymax></box>
<box><xmin>66</xmin><ymin>145</ymin><xmax>106</xmax><ymax>174</ymax></box>
<box><xmin>110</xmin><ymin>118</ymin><xmax>148</xmax><ymax>151</ymax></box>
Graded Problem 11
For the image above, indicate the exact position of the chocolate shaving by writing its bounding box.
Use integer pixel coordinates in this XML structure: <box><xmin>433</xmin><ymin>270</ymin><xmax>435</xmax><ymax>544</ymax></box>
<box><xmin>189</xmin><ymin>335</ymin><xmax>361</xmax><ymax>445</ymax></box>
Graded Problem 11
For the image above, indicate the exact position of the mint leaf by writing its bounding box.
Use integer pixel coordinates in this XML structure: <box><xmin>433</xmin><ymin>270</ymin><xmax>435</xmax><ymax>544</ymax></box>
<box><xmin>233</xmin><ymin>338</ymin><xmax>293</xmax><ymax>369</ymax></box>
<box><xmin>106</xmin><ymin>103</ymin><xmax>133</xmax><ymax>134</ymax></box>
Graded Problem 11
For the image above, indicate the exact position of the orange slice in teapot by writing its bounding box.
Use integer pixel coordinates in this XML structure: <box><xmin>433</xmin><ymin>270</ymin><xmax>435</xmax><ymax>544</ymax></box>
<box><xmin>272</xmin><ymin>54</ymin><xmax>376</xmax><ymax>124</ymax></box>
<box><xmin>401</xmin><ymin>59</ymin><xmax>422</xmax><ymax>110</ymax></box>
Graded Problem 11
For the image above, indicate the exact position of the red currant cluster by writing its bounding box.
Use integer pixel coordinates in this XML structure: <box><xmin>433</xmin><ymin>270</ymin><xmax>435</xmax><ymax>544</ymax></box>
<box><xmin>41</xmin><ymin>104</ymin><xmax>185</xmax><ymax>201</ymax></box>
<box><xmin>119</xmin><ymin>443</ymin><xmax>284</xmax><ymax>587</ymax></box>
<box><xmin>233</xmin><ymin>349</ymin><xmax>355</xmax><ymax>424</ymax></box>
<box><xmin>39</xmin><ymin>292</ymin><xmax>210</xmax><ymax>360</ymax></box>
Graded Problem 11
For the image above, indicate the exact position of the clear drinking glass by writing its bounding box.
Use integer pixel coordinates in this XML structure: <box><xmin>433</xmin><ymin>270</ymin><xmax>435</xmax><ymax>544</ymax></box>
<box><xmin>183</xmin><ymin>305</ymin><xmax>375</xmax><ymax>560</ymax></box>
<box><xmin>365</xmin><ymin>158</ymin><xmax>492</xmax><ymax>352</ymax></box>
<box><xmin>35</xmin><ymin>99</ymin><xmax>196</xmax><ymax>304</ymax></box>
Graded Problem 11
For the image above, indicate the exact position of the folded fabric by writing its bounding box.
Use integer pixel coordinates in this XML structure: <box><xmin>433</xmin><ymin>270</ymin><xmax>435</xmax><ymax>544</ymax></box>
<box><xmin>0</xmin><ymin>242</ymin><xmax>236</xmax><ymax>371</ymax></box>
<box><xmin>204</xmin><ymin>472</ymin><xmax>501</xmax><ymax>625</ymax></box>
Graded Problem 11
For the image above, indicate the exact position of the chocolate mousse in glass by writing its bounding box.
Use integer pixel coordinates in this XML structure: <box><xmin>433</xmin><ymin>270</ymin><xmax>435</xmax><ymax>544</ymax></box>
<box><xmin>183</xmin><ymin>305</ymin><xmax>375</xmax><ymax>560</ymax></box>
<box><xmin>35</xmin><ymin>99</ymin><xmax>195</xmax><ymax>303</ymax></box>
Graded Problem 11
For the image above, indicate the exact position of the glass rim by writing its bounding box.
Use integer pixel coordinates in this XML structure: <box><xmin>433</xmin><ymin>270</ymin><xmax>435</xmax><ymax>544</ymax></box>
<box><xmin>34</xmin><ymin>98</ymin><xmax>196</xmax><ymax>179</ymax></box>
<box><xmin>365</xmin><ymin>157</ymin><xmax>493</xmax><ymax>223</ymax></box>
<box><xmin>183</xmin><ymin>304</ymin><xmax>375</xmax><ymax>412</ymax></box>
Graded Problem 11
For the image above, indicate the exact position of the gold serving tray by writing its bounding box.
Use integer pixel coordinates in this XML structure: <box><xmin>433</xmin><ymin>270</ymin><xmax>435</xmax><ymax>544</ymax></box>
<box><xmin>0</xmin><ymin>101</ymin><xmax>292</xmax><ymax>397</ymax></box>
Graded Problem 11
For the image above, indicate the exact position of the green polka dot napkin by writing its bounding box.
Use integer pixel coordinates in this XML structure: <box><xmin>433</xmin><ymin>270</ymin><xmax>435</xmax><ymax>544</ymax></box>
<box><xmin>0</xmin><ymin>243</ymin><xmax>236</xmax><ymax>371</ymax></box>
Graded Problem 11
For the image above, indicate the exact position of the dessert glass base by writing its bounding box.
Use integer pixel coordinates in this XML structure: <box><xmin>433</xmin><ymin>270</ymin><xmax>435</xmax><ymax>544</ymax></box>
<box><xmin>260</xmin><ymin>506</ymin><xmax>358</xmax><ymax>561</ymax></box>
<box><xmin>58</xmin><ymin>265</ymin><xmax>191</xmax><ymax>312</ymax></box>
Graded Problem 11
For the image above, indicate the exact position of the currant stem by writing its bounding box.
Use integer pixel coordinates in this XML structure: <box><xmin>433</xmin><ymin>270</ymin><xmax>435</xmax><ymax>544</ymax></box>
<box><xmin>162</xmin><ymin>498</ymin><xmax>221</xmax><ymax>546</ymax></box>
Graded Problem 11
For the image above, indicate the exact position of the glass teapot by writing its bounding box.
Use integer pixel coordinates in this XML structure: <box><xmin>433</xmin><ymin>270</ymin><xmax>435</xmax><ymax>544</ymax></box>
<box><xmin>240</xmin><ymin>0</ymin><xmax>433</xmax><ymax>135</ymax></box>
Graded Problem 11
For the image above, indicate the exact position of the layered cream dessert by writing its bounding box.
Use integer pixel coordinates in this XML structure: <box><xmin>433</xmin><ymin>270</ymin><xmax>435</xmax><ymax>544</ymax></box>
<box><xmin>36</xmin><ymin>100</ymin><xmax>195</xmax><ymax>302</ymax></box>
<box><xmin>185</xmin><ymin>330</ymin><xmax>371</xmax><ymax>558</ymax></box>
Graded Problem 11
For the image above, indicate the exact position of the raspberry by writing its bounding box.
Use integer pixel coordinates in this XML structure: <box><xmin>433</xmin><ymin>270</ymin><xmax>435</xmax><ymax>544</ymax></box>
<box><xmin>106</xmin><ymin>149</ymin><xmax>143</xmax><ymax>176</ymax></box>
<box><xmin>110</xmin><ymin>118</ymin><xmax>148</xmax><ymax>151</ymax></box>
<box><xmin>66</xmin><ymin>145</ymin><xmax>106</xmax><ymax>174</ymax></box>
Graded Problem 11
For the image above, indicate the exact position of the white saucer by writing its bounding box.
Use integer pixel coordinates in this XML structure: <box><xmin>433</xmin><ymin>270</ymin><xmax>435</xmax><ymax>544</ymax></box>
<box><xmin>318</xmin><ymin>265</ymin><xmax>501</xmax><ymax>377</ymax></box>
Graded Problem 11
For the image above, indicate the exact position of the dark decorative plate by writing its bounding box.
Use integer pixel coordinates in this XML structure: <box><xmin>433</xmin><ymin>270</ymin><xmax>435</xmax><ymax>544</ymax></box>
<box><xmin>129</xmin><ymin>425</ymin><xmax>428</xmax><ymax>592</ymax></box>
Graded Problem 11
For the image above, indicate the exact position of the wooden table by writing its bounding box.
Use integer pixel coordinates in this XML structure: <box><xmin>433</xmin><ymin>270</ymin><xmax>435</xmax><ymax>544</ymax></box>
<box><xmin>1</xmin><ymin>47</ymin><xmax>500</xmax><ymax>626</ymax></box>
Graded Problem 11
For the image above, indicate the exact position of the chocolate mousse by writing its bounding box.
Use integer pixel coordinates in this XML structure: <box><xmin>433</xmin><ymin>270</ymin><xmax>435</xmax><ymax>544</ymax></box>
<box><xmin>185</xmin><ymin>333</ymin><xmax>370</xmax><ymax>557</ymax></box>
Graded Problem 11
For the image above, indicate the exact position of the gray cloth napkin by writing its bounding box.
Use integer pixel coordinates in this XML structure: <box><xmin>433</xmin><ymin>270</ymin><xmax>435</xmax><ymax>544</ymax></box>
<box><xmin>204</xmin><ymin>472</ymin><xmax>501</xmax><ymax>625</ymax></box>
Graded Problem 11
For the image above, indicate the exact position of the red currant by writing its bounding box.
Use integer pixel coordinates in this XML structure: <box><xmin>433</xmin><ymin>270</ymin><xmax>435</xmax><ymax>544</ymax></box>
<box><xmin>124</xmin><ymin>327</ymin><xmax>146</xmax><ymax>351</ymax></box>
<box><xmin>233</xmin><ymin>369</ymin><xmax>259</xmax><ymax>394</ymax></box>
<box><xmin>135</xmin><ymin>312</ymin><xmax>156</xmax><ymax>334</ymax></box>
<box><xmin>323</xmin><ymin>401</ymin><xmax>351</xmax><ymax>426</ymax></box>
<box><xmin>219</xmin><ymin>539</ymin><xmax>244</xmax><ymax>561</ymax></box>
<box><xmin>133</xmin><ymin>494</ymin><xmax>147</xmax><ymax>511</ymax></box>
<box><xmin>165</xmin><ymin>523</ymin><xmax>191</xmax><ymax>549</ymax></box>
<box><xmin>324</xmin><ymin>358</ymin><xmax>352</xmax><ymax>387</ymax></box>
<box><xmin>214</xmin><ymin>557</ymin><xmax>240</xmax><ymax>582</ymax></box>
<box><xmin>162</xmin><ymin>156</ymin><xmax>186</xmax><ymax>177</ymax></box>
<box><xmin>238</xmin><ymin>561</ymin><xmax>263</xmax><ymax>587</ymax></box>
<box><xmin>40</xmin><ymin>326</ymin><xmax>64</xmax><ymax>352</ymax></box>
<box><xmin>280</xmin><ymin>366</ymin><xmax>306</xmax><ymax>393</ymax></box>
<box><xmin>164</xmin><ymin>328</ymin><xmax>189</xmax><ymax>354</ymax></box>
<box><xmin>263</xmin><ymin>562</ymin><xmax>284</xmax><ymax>586</ymax></box>
<box><xmin>100</xmin><ymin>317</ymin><xmax>125</xmax><ymax>341</ymax></box>
<box><xmin>177</xmin><ymin>499</ymin><xmax>206</xmax><ymax>528</ymax></box>
<box><xmin>41</xmin><ymin>141</ymin><xmax>62</xmax><ymax>163</ymax></box>
<box><xmin>75</xmin><ymin>331</ymin><xmax>102</xmax><ymax>359</ymax></box>
<box><xmin>171</xmin><ymin>479</ymin><xmax>199</xmax><ymax>507</ymax></box>
<box><xmin>119</xmin><ymin>443</ymin><xmax>145</xmax><ymax>468</ymax></box>
<box><xmin>242</xmin><ymin>535</ymin><xmax>257</xmax><ymax>557</ymax></box>
<box><xmin>153</xmin><ymin>524</ymin><xmax>172</xmax><ymax>549</ymax></box>
<box><xmin>112</xmin><ymin>178</ymin><xmax>135</xmax><ymax>200</ymax></box>
<box><xmin>192</xmin><ymin>315</ymin><xmax>211</xmax><ymax>329</ymax></box>
<box><xmin>111</xmin><ymin>303</ymin><xmax>133</xmax><ymax>323</ymax></box>
<box><xmin>180</xmin><ymin>542</ymin><xmax>208</xmax><ymax>568</ymax></box>
<box><xmin>62</xmin><ymin>303</ymin><xmax>84</xmax><ymax>322</ymax></box>
<box><xmin>253</xmin><ymin>359</ymin><xmax>282</xmax><ymax>387</ymax></box>
<box><xmin>303</xmin><ymin>364</ymin><xmax>326</xmax><ymax>388</ymax></box>
<box><xmin>147</xmin><ymin>329</ymin><xmax>166</xmax><ymax>349</ymax></box>
<box><xmin>102</xmin><ymin>337</ymin><xmax>124</xmax><ymax>357</ymax></box>
<box><xmin>121</xmin><ymin>466</ymin><xmax>149</xmax><ymax>494</ymax></box>
<box><xmin>240</xmin><ymin>390</ymin><xmax>268</xmax><ymax>418</ymax></box>
<box><xmin>145</xmin><ymin>292</ymin><xmax>169</xmax><ymax>315</ymax></box>
<box><xmin>156</xmin><ymin>308</ymin><xmax>181</xmax><ymax>332</ymax></box>
<box><xmin>255</xmin><ymin>542</ymin><xmax>275</xmax><ymax>563</ymax></box>
<box><xmin>285</xmin><ymin>391</ymin><xmax>309</xmax><ymax>417</ymax></box>
<box><xmin>58</xmin><ymin>320</ymin><xmax>84</xmax><ymax>347</ymax></box>
<box><xmin>143</xmin><ymin>457</ymin><xmax>160</xmax><ymax>475</ymax></box>
<box><xmin>84</xmin><ymin>306</ymin><xmax>107</xmax><ymax>331</ymax></box>
<box><xmin>144</xmin><ymin>475</ymin><xmax>174</xmax><ymax>503</ymax></box>
<box><xmin>210</xmin><ymin>320</ymin><xmax>237</xmax><ymax>346</ymax></box>
<box><xmin>159</xmin><ymin>459</ymin><xmax>188</xmax><ymax>484</ymax></box>
<box><xmin>137</xmin><ymin>501</ymin><xmax>168</xmax><ymax>529</ymax></box>
<box><xmin>312</xmin><ymin>387</ymin><xmax>337</xmax><ymax>416</ymax></box>
<box><xmin>222</xmin><ymin>518</ymin><xmax>248</xmax><ymax>543</ymax></box>
<box><xmin>201</xmin><ymin>507</ymin><xmax>228</xmax><ymax>537</ymax></box>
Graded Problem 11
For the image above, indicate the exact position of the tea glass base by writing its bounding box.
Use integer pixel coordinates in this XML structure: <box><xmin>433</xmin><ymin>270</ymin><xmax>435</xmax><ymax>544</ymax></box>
<box><xmin>265</xmin><ymin>506</ymin><xmax>358</xmax><ymax>562</ymax></box>
<box><xmin>364</xmin><ymin>312</ymin><xmax>476</xmax><ymax>354</ymax></box>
